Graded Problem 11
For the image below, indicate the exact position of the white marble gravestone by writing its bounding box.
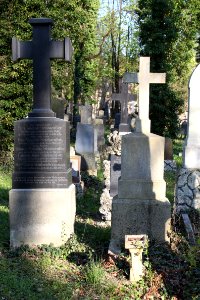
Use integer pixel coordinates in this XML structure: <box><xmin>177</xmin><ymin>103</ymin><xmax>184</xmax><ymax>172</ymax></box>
<box><xmin>109</xmin><ymin>57</ymin><xmax>171</xmax><ymax>255</ymax></box>
<box><xmin>175</xmin><ymin>64</ymin><xmax>200</xmax><ymax>213</ymax></box>
<box><xmin>184</xmin><ymin>64</ymin><xmax>200</xmax><ymax>169</ymax></box>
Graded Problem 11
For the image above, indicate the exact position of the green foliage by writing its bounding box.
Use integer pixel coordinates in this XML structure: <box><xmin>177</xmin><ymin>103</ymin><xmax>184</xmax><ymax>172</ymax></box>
<box><xmin>0</xmin><ymin>0</ymin><xmax>100</xmax><ymax>153</ymax></box>
<box><xmin>136</xmin><ymin>0</ymin><xmax>198</xmax><ymax>138</ymax></box>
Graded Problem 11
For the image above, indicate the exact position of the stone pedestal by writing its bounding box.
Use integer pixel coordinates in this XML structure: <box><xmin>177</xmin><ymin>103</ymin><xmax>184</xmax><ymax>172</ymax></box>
<box><xmin>9</xmin><ymin>117</ymin><xmax>76</xmax><ymax>248</ymax></box>
<box><xmin>9</xmin><ymin>186</ymin><xmax>75</xmax><ymax>247</ymax></box>
<box><xmin>109</xmin><ymin>133</ymin><xmax>171</xmax><ymax>254</ymax></box>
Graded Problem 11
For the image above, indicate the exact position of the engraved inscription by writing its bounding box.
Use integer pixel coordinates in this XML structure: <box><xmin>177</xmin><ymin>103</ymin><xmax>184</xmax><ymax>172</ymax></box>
<box><xmin>14</xmin><ymin>121</ymin><xmax>67</xmax><ymax>172</ymax></box>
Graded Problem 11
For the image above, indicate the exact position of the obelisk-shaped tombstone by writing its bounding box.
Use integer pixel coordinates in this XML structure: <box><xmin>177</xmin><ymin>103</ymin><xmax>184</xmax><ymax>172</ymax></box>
<box><xmin>9</xmin><ymin>18</ymin><xmax>76</xmax><ymax>248</ymax></box>
<box><xmin>109</xmin><ymin>57</ymin><xmax>171</xmax><ymax>255</ymax></box>
<box><xmin>184</xmin><ymin>64</ymin><xmax>200</xmax><ymax>168</ymax></box>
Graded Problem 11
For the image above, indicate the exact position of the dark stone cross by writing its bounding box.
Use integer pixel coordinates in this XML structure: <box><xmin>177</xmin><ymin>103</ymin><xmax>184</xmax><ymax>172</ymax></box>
<box><xmin>112</xmin><ymin>83</ymin><xmax>134</xmax><ymax>132</ymax></box>
<box><xmin>12</xmin><ymin>18</ymin><xmax>73</xmax><ymax>117</ymax></box>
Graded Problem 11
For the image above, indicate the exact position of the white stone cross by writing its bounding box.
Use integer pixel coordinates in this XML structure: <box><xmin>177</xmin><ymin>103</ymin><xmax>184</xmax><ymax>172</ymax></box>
<box><xmin>123</xmin><ymin>57</ymin><xmax>166</xmax><ymax>133</ymax></box>
<box><xmin>184</xmin><ymin>63</ymin><xmax>200</xmax><ymax>168</ymax></box>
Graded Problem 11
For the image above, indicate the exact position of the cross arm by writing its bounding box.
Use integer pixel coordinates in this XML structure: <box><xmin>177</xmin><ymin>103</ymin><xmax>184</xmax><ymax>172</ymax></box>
<box><xmin>149</xmin><ymin>73</ymin><xmax>166</xmax><ymax>84</ymax></box>
<box><xmin>12</xmin><ymin>37</ymin><xmax>32</xmax><ymax>62</ymax></box>
<box><xmin>50</xmin><ymin>37</ymin><xmax>73</xmax><ymax>62</ymax></box>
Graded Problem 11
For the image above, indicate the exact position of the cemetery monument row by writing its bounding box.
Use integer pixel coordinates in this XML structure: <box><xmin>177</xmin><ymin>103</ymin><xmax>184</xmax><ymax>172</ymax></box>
<box><xmin>9</xmin><ymin>18</ymin><xmax>76</xmax><ymax>247</ymax></box>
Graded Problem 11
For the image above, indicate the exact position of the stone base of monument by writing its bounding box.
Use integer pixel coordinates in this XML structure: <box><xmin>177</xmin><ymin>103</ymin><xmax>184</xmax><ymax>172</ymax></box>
<box><xmin>109</xmin><ymin>197</ymin><xmax>171</xmax><ymax>255</ymax></box>
<box><xmin>109</xmin><ymin>132</ymin><xmax>171</xmax><ymax>254</ymax></box>
<box><xmin>9</xmin><ymin>185</ymin><xmax>76</xmax><ymax>248</ymax></box>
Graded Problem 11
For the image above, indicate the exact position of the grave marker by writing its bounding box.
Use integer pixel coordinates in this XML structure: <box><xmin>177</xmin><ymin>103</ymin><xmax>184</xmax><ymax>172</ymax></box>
<box><xmin>9</xmin><ymin>18</ymin><xmax>75</xmax><ymax>248</ymax></box>
<box><xmin>110</xmin><ymin>154</ymin><xmax>121</xmax><ymax>197</ymax></box>
<box><xmin>112</xmin><ymin>83</ymin><xmax>134</xmax><ymax>133</ymax></box>
<box><xmin>123</xmin><ymin>57</ymin><xmax>166</xmax><ymax>133</ymax></box>
<box><xmin>109</xmin><ymin>58</ymin><xmax>170</xmax><ymax>255</ymax></box>
<box><xmin>12</xmin><ymin>18</ymin><xmax>72</xmax><ymax>117</ymax></box>
<box><xmin>184</xmin><ymin>64</ymin><xmax>200</xmax><ymax>168</ymax></box>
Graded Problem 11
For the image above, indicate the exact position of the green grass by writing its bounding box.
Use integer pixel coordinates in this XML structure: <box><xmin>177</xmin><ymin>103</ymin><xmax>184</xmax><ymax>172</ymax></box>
<box><xmin>0</xmin><ymin>140</ymin><xmax>200</xmax><ymax>299</ymax></box>
<box><xmin>0</xmin><ymin>166</ymin><xmax>11</xmax><ymax>249</ymax></box>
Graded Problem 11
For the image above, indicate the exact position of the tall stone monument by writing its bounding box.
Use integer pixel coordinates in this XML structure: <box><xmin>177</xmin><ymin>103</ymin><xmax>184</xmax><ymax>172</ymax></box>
<box><xmin>184</xmin><ymin>64</ymin><xmax>200</xmax><ymax>169</ymax></box>
<box><xmin>109</xmin><ymin>57</ymin><xmax>171</xmax><ymax>254</ymax></box>
<box><xmin>9</xmin><ymin>18</ymin><xmax>76</xmax><ymax>248</ymax></box>
<box><xmin>175</xmin><ymin>64</ymin><xmax>200</xmax><ymax>212</ymax></box>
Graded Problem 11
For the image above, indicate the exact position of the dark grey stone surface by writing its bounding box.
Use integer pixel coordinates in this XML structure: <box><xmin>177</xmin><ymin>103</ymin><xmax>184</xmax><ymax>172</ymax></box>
<box><xmin>114</xmin><ymin>113</ymin><xmax>121</xmax><ymax>129</ymax></box>
<box><xmin>80</xmin><ymin>105</ymin><xmax>92</xmax><ymax>124</ymax></box>
<box><xmin>12</xmin><ymin>18</ymin><xmax>73</xmax><ymax>118</ymax></box>
<box><xmin>110</xmin><ymin>154</ymin><xmax>121</xmax><ymax>197</ymax></box>
<box><xmin>75</xmin><ymin>123</ymin><xmax>98</xmax><ymax>154</ymax></box>
<box><xmin>13</xmin><ymin>117</ymin><xmax>72</xmax><ymax>188</ymax></box>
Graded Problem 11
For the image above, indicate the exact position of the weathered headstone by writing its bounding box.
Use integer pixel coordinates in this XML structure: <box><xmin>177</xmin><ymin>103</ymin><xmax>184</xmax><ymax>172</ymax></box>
<box><xmin>110</xmin><ymin>154</ymin><xmax>121</xmax><ymax>197</ymax></box>
<box><xmin>112</xmin><ymin>83</ymin><xmax>134</xmax><ymax>133</ymax></box>
<box><xmin>109</xmin><ymin>57</ymin><xmax>171</xmax><ymax>255</ymax></box>
<box><xmin>9</xmin><ymin>18</ymin><xmax>75</xmax><ymax>248</ymax></box>
<box><xmin>93</xmin><ymin>118</ymin><xmax>105</xmax><ymax>150</ymax></box>
<box><xmin>175</xmin><ymin>64</ymin><xmax>200</xmax><ymax>213</ymax></box>
<box><xmin>52</xmin><ymin>97</ymin><xmax>66</xmax><ymax>119</ymax></box>
<box><xmin>75</xmin><ymin>104</ymin><xmax>99</xmax><ymax>175</ymax></box>
<box><xmin>80</xmin><ymin>104</ymin><xmax>93</xmax><ymax>124</ymax></box>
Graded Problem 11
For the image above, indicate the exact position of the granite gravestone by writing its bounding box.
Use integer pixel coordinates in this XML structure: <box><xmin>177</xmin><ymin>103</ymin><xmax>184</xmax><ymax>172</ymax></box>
<box><xmin>109</xmin><ymin>57</ymin><xmax>171</xmax><ymax>255</ymax></box>
<box><xmin>9</xmin><ymin>18</ymin><xmax>76</xmax><ymax>248</ymax></box>
<box><xmin>112</xmin><ymin>83</ymin><xmax>134</xmax><ymax>133</ymax></box>
<box><xmin>93</xmin><ymin>118</ymin><xmax>105</xmax><ymax>150</ymax></box>
<box><xmin>80</xmin><ymin>105</ymin><xmax>93</xmax><ymax>124</ymax></box>
<box><xmin>75</xmin><ymin>104</ymin><xmax>99</xmax><ymax>175</ymax></box>
<box><xmin>52</xmin><ymin>97</ymin><xmax>66</xmax><ymax>119</ymax></box>
<box><xmin>110</xmin><ymin>154</ymin><xmax>121</xmax><ymax>197</ymax></box>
